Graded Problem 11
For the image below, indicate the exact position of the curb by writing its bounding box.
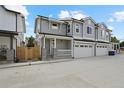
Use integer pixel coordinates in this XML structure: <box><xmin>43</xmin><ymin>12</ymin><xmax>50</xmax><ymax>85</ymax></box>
<box><xmin>0</xmin><ymin>59</ymin><xmax>74</xmax><ymax>69</ymax></box>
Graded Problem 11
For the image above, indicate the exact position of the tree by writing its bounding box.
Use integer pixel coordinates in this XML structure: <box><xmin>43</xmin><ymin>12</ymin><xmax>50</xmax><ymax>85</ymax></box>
<box><xmin>120</xmin><ymin>41</ymin><xmax>124</xmax><ymax>47</ymax></box>
<box><xmin>26</xmin><ymin>36</ymin><xmax>35</xmax><ymax>47</ymax></box>
<box><xmin>111</xmin><ymin>36</ymin><xmax>120</xmax><ymax>43</ymax></box>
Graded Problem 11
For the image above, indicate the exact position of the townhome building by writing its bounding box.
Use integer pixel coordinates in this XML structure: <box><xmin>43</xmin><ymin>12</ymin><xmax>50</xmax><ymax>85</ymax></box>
<box><xmin>0</xmin><ymin>5</ymin><xmax>26</xmax><ymax>63</ymax></box>
<box><xmin>95</xmin><ymin>23</ymin><xmax>112</xmax><ymax>56</ymax></box>
<box><xmin>35</xmin><ymin>15</ymin><xmax>112</xmax><ymax>60</ymax></box>
<box><xmin>61</xmin><ymin>17</ymin><xmax>97</xmax><ymax>58</ymax></box>
<box><xmin>35</xmin><ymin>16</ymin><xmax>73</xmax><ymax>60</ymax></box>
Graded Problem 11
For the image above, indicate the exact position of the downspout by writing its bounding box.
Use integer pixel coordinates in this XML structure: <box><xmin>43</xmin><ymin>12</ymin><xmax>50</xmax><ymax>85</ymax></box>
<box><xmin>94</xmin><ymin>25</ymin><xmax>97</xmax><ymax>56</ymax></box>
<box><xmin>15</xmin><ymin>13</ymin><xmax>18</xmax><ymax>61</ymax></box>
<box><xmin>82</xmin><ymin>22</ymin><xmax>83</xmax><ymax>39</ymax></box>
<box><xmin>40</xmin><ymin>17</ymin><xmax>43</xmax><ymax>60</ymax></box>
<box><xmin>72</xmin><ymin>20</ymin><xmax>74</xmax><ymax>59</ymax></box>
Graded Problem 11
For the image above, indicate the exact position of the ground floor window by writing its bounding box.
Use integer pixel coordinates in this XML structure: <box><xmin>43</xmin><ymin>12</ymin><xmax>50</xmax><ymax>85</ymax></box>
<box><xmin>0</xmin><ymin>47</ymin><xmax>8</xmax><ymax>61</ymax></box>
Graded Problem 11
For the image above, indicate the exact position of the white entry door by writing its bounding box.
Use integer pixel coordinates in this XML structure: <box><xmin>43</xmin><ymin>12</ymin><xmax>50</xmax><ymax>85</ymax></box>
<box><xmin>74</xmin><ymin>43</ymin><xmax>94</xmax><ymax>58</ymax></box>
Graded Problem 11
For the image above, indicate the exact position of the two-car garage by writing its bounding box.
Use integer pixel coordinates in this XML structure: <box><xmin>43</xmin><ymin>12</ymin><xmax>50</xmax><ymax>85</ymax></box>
<box><xmin>73</xmin><ymin>41</ymin><xmax>95</xmax><ymax>58</ymax></box>
<box><xmin>73</xmin><ymin>41</ymin><xmax>110</xmax><ymax>58</ymax></box>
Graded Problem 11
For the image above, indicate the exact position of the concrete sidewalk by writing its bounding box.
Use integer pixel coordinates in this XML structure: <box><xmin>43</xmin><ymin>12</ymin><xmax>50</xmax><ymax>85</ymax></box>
<box><xmin>0</xmin><ymin>58</ymin><xmax>73</xmax><ymax>69</ymax></box>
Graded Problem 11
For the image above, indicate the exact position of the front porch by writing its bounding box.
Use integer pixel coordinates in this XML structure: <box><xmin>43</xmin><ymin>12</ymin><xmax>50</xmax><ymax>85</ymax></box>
<box><xmin>41</xmin><ymin>34</ymin><xmax>73</xmax><ymax>60</ymax></box>
<box><xmin>111</xmin><ymin>43</ymin><xmax>120</xmax><ymax>54</ymax></box>
<box><xmin>0</xmin><ymin>31</ymin><xmax>17</xmax><ymax>63</ymax></box>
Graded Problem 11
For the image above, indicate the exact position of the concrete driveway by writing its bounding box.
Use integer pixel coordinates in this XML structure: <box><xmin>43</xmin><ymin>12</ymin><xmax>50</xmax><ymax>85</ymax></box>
<box><xmin>0</xmin><ymin>54</ymin><xmax>124</xmax><ymax>88</ymax></box>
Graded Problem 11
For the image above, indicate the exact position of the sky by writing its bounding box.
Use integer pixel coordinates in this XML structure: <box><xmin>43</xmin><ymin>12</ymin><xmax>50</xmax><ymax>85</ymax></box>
<box><xmin>6</xmin><ymin>5</ymin><xmax>124</xmax><ymax>41</ymax></box>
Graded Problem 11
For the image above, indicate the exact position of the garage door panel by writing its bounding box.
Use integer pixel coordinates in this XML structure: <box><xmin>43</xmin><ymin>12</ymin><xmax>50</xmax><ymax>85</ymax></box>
<box><xmin>96</xmin><ymin>44</ymin><xmax>108</xmax><ymax>56</ymax></box>
<box><xmin>74</xmin><ymin>43</ymin><xmax>94</xmax><ymax>58</ymax></box>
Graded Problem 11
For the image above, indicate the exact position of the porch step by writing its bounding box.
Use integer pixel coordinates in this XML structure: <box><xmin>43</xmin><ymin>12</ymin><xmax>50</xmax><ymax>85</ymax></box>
<box><xmin>46</xmin><ymin>55</ymin><xmax>53</xmax><ymax>60</ymax></box>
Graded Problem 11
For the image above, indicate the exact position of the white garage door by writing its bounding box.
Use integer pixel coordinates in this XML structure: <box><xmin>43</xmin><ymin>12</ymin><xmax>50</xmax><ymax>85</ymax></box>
<box><xmin>74</xmin><ymin>43</ymin><xmax>94</xmax><ymax>58</ymax></box>
<box><xmin>96</xmin><ymin>44</ymin><xmax>108</xmax><ymax>56</ymax></box>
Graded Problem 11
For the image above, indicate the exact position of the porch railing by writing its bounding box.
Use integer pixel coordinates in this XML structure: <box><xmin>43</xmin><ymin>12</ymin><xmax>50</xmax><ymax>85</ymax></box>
<box><xmin>56</xmin><ymin>49</ymin><xmax>72</xmax><ymax>57</ymax></box>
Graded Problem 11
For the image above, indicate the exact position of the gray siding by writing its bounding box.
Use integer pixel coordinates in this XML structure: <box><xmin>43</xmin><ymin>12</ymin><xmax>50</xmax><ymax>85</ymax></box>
<box><xmin>65</xmin><ymin>20</ymin><xmax>83</xmax><ymax>38</ymax></box>
<box><xmin>83</xmin><ymin>19</ymin><xmax>95</xmax><ymax>40</ymax></box>
<box><xmin>0</xmin><ymin>6</ymin><xmax>25</xmax><ymax>33</ymax></box>
<box><xmin>73</xmin><ymin>22</ymin><xmax>83</xmax><ymax>39</ymax></box>
<box><xmin>40</xmin><ymin>18</ymin><xmax>67</xmax><ymax>36</ymax></box>
<box><xmin>65</xmin><ymin>19</ymin><xmax>95</xmax><ymax>40</ymax></box>
<box><xmin>97</xmin><ymin>24</ymin><xmax>110</xmax><ymax>42</ymax></box>
<box><xmin>0</xmin><ymin>6</ymin><xmax>16</xmax><ymax>31</ymax></box>
<box><xmin>35</xmin><ymin>17</ymin><xmax>111</xmax><ymax>43</ymax></box>
<box><xmin>17</xmin><ymin>14</ymin><xmax>25</xmax><ymax>33</ymax></box>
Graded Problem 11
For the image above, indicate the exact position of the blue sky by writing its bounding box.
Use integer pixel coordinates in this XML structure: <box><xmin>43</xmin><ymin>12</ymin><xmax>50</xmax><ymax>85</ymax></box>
<box><xmin>25</xmin><ymin>5</ymin><xmax>124</xmax><ymax>41</ymax></box>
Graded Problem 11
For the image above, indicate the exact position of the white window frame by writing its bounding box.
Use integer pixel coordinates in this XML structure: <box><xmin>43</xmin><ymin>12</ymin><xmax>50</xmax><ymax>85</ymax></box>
<box><xmin>75</xmin><ymin>23</ymin><xmax>80</xmax><ymax>33</ymax></box>
<box><xmin>87</xmin><ymin>26</ymin><xmax>92</xmax><ymax>34</ymax></box>
<box><xmin>51</xmin><ymin>22</ymin><xmax>59</xmax><ymax>29</ymax></box>
<box><xmin>67</xmin><ymin>24</ymin><xmax>70</xmax><ymax>33</ymax></box>
<box><xmin>100</xmin><ymin>30</ymin><xmax>103</xmax><ymax>37</ymax></box>
<box><xmin>106</xmin><ymin>32</ymin><xmax>109</xmax><ymax>38</ymax></box>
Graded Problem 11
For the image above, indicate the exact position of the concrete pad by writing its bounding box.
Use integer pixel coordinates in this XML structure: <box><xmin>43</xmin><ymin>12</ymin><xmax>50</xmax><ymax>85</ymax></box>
<box><xmin>0</xmin><ymin>54</ymin><xmax>124</xmax><ymax>88</ymax></box>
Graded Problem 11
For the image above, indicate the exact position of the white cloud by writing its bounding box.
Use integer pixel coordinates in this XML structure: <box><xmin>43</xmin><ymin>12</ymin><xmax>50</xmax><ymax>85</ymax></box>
<box><xmin>48</xmin><ymin>14</ymin><xmax>53</xmax><ymax>18</ymax></box>
<box><xmin>58</xmin><ymin>10</ymin><xmax>70</xmax><ymax>19</ymax></box>
<box><xmin>108</xmin><ymin>10</ymin><xmax>124</xmax><ymax>22</ymax></box>
<box><xmin>108</xmin><ymin>26</ymin><xmax>114</xmax><ymax>30</ymax></box>
<box><xmin>108</xmin><ymin>18</ymin><xmax>114</xmax><ymax>22</ymax></box>
<box><xmin>58</xmin><ymin>10</ymin><xmax>87</xmax><ymax>20</ymax></box>
<box><xmin>113</xmin><ymin>11</ymin><xmax>124</xmax><ymax>22</ymax></box>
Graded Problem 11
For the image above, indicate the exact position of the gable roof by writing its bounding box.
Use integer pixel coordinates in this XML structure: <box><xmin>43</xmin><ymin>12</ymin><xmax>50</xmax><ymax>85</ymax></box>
<box><xmin>1</xmin><ymin>5</ymin><xmax>21</xmax><ymax>14</ymax></box>
<box><xmin>81</xmin><ymin>17</ymin><xmax>96</xmax><ymax>24</ymax></box>
<box><xmin>98</xmin><ymin>22</ymin><xmax>108</xmax><ymax>29</ymax></box>
<box><xmin>60</xmin><ymin>18</ymin><xmax>84</xmax><ymax>24</ymax></box>
<box><xmin>37</xmin><ymin>15</ymin><xmax>67</xmax><ymax>24</ymax></box>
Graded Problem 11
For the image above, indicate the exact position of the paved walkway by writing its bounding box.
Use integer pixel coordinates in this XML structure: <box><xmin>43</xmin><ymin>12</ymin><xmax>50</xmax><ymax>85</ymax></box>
<box><xmin>0</xmin><ymin>54</ymin><xmax>124</xmax><ymax>88</ymax></box>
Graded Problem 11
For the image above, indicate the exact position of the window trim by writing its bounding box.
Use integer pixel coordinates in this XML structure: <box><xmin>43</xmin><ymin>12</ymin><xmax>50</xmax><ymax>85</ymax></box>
<box><xmin>67</xmin><ymin>24</ymin><xmax>70</xmax><ymax>33</ymax></box>
<box><xmin>87</xmin><ymin>26</ymin><xmax>92</xmax><ymax>34</ymax></box>
<box><xmin>75</xmin><ymin>23</ymin><xmax>80</xmax><ymax>33</ymax></box>
<box><xmin>51</xmin><ymin>22</ymin><xmax>59</xmax><ymax>29</ymax></box>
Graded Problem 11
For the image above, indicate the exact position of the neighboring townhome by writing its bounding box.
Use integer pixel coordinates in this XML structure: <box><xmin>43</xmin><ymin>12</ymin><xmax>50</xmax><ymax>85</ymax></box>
<box><xmin>0</xmin><ymin>5</ymin><xmax>26</xmax><ymax>63</ymax></box>
<box><xmin>35</xmin><ymin>16</ymin><xmax>73</xmax><ymax>60</ymax></box>
<box><xmin>95</xmin><ymin>23</ymin><xmax>112</xmax><ymax>56</ymax></box>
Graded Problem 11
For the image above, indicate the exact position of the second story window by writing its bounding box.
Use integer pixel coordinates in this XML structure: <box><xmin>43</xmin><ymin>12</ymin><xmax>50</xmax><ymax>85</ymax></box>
<box><xmin>51</xmin><ymin>23</ymin><xmax>58</xmax><ymax>29</ymax></box>
<box><xmin>87</xmin><ymin>27</ymin><xmax>92</xmax><ymax>34</ymax></box>
<box><xmin>75</xmin><ymin>24</ymin><xmax>80</xmax><ymax>33</ymax></box>
<box><xmin>101</xmin><ymin>30</ymin><xmax>105</xmax><ymax>37</ymax></box>
<box><xmin>106</xmin><ymin>32</ymin><xmax>109</xmax><ymax>38</ymax></box>
<box><xmin>67</xmin><ymin>24</ymin><xmax>70</xmax><ymax>33</ymax></box>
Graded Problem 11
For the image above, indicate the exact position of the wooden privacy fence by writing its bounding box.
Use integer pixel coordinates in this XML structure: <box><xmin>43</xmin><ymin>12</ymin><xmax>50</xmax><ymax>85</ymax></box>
<box><xmin>17</xmin><ymin>47</ymin><xmax>41</xmax><ymax>61</ymax></box>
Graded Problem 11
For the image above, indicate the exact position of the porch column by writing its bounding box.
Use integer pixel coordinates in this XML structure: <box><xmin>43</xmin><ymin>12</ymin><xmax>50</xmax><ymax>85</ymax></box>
<box><xmin>53</xmin><ymin>38</ymin><xmax>57</xmax><ymax>59</ymax></box>
<box><xmin>112</xmin><ymin>44</ymin><xmax>114</xmax><ymax>50</ymax></box>
<box><xmin>71</xmin><ymin>39</ymin><xmax>73</xmax><ymax>58</ymax></box>
<box><xmin>54</xmin><ymin>38</ymin><xmax>56</xmax><ymax>48</ymax></box>
<box><xmin>119</xmin><ymin>43</ymin><xmax>120</xmax><ymax>53</ymax></box>
<box><xmin>10</xmin><ymin>35</ymin><xmax>13</xmax><ymax>49</ymax></box>
<box><xmin>42</xmin><ymin>37</ymin><xmax>47</xmax><ymax>60</ymax></box>
<box><xmin>43</xmin><ymin>37</ymin><xmax>45</xmax><ymax>48</ymax></box>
